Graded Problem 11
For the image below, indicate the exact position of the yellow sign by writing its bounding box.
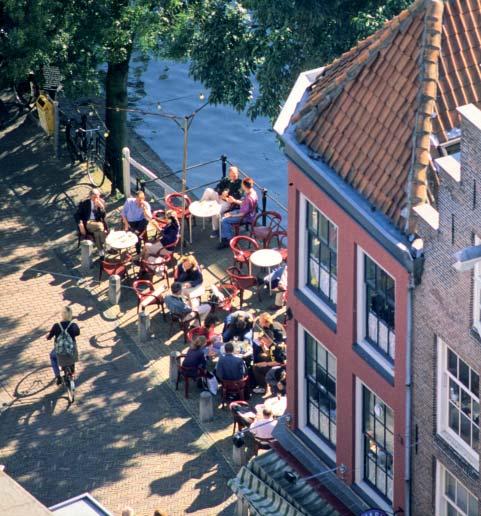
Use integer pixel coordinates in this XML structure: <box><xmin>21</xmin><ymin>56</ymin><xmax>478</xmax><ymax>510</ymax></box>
<box><xmin>36</xmin><ymin>94</ymin><xmax>55</xmax><ymax>136</ymax></box>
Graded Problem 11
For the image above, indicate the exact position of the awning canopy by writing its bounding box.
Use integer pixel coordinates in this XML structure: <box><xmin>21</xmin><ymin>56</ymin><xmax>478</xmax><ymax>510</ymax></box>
<box><xmin>453</xmin><ymin>244</ymin><xmax>481</xmax><ymax>272</ymax></box>
<box><xmin>228</xmin><ymin>450</ymin><xmax>341</xmax><ymax>516</ymax></box>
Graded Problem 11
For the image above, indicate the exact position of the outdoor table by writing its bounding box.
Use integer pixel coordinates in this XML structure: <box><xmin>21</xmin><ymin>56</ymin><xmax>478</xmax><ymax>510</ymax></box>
<box><xmin>249</xmin><ymin>248</ymin><xmax>283</xmax><ymax>294</ymax></box>
<box><xmin>256</xmin><ymin>396</ymin><xmax>287</xmax><ymax>418</ymax></box>
<box><xmin>182</xmin><ymin>283</ymin><xmax>205</xmax><ymax>303</ymax></box>
<box><xmin>106</xmin><ymin>230</ymin><xmax>138</xmax><ymax>254</ymax></box>
<box><xmin>220</xmin><ymin>340</ymin><xmax>252</xmax><ymax>359</ymax></box>
<box><xmin>188</xmin><ymin>200</ymin><xmax>222</xmax><ymax>241</ymax></box>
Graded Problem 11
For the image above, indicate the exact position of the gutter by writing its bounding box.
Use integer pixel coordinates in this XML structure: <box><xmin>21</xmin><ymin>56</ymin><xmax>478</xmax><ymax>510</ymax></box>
<box><xmin>404</xmin><ymin>274</ymin><xmax>414</xmax><ymax>516</ymax></box>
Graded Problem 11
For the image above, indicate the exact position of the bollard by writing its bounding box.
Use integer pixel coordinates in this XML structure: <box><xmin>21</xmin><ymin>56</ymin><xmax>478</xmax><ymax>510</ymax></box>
<box><xmin>199</xmin><ymin>391</ymin><xmax>214</xmax><ymax>423</ymax></box>
<box><xmin>108</xmin><ymin>275</ymin><xmax>121</xmax><ymax>305</ymax></box>
<box><xmin>137</xmin><ymin>311</ymin><xmax>150</xmax><ymax>342</ymax></box>
<box><xmin>232</xmin><ymin>443</ymin><xmax>248</xmax><ymax>467</ymax></box>
<box><xmin>80</xmin><ymin>240</ymin><xmax>94</xmax><ymax>273</ymax></box>
<box><xmin>169</xmin><ymin>351</ymin><xmax>179</xmax><ymax>384</ymax></box>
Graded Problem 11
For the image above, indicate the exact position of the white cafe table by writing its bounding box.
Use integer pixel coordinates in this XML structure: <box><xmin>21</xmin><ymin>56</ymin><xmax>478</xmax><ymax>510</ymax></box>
<box><xmin>249</xmin><ymin>248</ymin><xmax>283</xmax><ymax>293</ymax></box>
<box><xmin>106</xmin><ymin>231</ymin><xmax>138</xmax><ymax>252</ymax></box>
<box><xmin>182</xmin><ymin>283</ymin><xmax>206</xmax><ymax>303</ymax></box>
<box><xmin>188</xmin><ymin>200</ymin><xmax>222</xmax><ymax>241</ymax></box>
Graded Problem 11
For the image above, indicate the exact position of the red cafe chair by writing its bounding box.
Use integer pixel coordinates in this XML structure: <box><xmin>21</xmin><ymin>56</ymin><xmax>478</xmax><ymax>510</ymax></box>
<box><xmin>267</xmin><ymin>230</ymin><xmax>288</xmax><ymax>262</ymax></box>
<box><xmin>250</xmin><ymin>211</ymin><xmax>282</xmax><ymax>248</ymax></box>
<box><xmin>132</xmin><ymin>279</ymin><xmax>166</xmax><ymax>318</ymax></box>
<box><xmin>220</xmin><ymin>375</ymin><xmax>250</xmax><ymax>408</ymax></box>
<box><xmin>99</xmin><ymin>254</ymin><xmax>132</xmax><ymax>281</ymax></box>
<box><xmin>229</xmin><ymin>236</ymin><xmax>259</xmax><ymax>271</ymax></box>
<box><xmin>226</xmin><ymin>266</ymin><xmax>261</xmax><ymax>308</ymax></box>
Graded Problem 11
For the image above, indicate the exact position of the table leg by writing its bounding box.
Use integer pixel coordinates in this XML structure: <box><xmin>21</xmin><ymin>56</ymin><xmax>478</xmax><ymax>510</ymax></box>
<box><xmin>268</xmin><ymin>267</ymin><xmax>272</xmax><ymax>295</ymax></box>
<box><xmin>219</xmin><ymin>218</ymin><xmax>222</xmax><ymax>242</ymax></box>
<box><xmin>189</xmin><ymin>216</ymin><xmax>192</xmax><ymax>244</ymax></box>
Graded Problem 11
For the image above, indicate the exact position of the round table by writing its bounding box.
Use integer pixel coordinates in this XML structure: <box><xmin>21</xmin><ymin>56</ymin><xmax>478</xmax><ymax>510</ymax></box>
<box><xmin>249</xmin><ymin>249</ymin><xmax>283</xmax><ymax>293</ymax></box>
<box><xmin>189</xmin><ymin>200</ymin><xmax>222</xmax><ymax>241</ymax></box>
<box><xmin>106</xmin><ymin>230</ymin><xmax>138</xmax><ymax>251</ymax></box>
<box><xmin>220</xmin><ymin>340</ymin><xmax>252</xmax><ymax>359</ymax></box>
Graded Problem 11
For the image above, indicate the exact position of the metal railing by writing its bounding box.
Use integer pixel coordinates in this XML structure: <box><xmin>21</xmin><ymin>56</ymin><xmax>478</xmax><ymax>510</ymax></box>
<box><xmin>133</xmin><ymin>154</ymin><xmax>288</xmax><ymax>231</ymax></box>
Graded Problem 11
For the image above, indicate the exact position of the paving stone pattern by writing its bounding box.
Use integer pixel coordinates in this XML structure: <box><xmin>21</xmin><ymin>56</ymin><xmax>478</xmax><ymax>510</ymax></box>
<box><xmin>0</xmin><ymin>113</ymin><xmax>235</xmax><ymax>515</ymax></box>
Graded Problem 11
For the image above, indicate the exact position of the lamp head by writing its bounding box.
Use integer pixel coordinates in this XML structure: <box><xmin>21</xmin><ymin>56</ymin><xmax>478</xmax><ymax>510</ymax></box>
<box><xmin>199</xmin><ymin>93</ymin><xmax>205</xmax><ymax>101</ymax></box>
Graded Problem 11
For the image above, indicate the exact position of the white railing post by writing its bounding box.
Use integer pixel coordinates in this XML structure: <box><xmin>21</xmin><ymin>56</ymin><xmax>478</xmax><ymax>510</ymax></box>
<box><xmin>122</xmin><ymin>147</ymin><xmax>131</xmax><ymax>198</ymax></box>
<box><xmin>53</xmin><ymin>100</ymin><xmax>60</xmax><ymax>159</ymax></box>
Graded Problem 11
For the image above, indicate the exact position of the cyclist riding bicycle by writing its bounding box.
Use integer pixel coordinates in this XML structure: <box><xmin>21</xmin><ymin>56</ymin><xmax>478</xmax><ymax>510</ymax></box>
<box><xmin>46</xmin><ymin>306</ymin><xmax>80</xmax><ymax>385</ymax></box>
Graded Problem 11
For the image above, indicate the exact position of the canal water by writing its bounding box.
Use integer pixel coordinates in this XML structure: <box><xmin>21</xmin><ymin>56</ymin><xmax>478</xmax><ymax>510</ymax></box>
<box><xmin>128</xmin><ymin>56</ymin><xmax>288</xmax><ymax>207</ymax></box>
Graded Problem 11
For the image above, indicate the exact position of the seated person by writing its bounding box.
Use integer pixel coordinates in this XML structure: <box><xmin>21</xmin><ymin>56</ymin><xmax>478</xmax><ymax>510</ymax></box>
<box><xmin>218</xmin><ymin>177</ymin><xmax>258</xmax><ymax>248</ymax></box>
<box><xmin>181</xmin><ymin>336</ymin><xmax>207</xmax><ymax>375</ymax></box>
<box><xmin>121</xmin><ymin>190</ymin><xmax>159</xmax><ymax>254</ymax></box>
<box><xmin>194</xmin><ymin>314</ymin><xmax>220</xmax><ymax>345</ymax></box>
<box><xmin>201</xmin><ymin>165</ymin><xmax>243</xmax><ymax>238</ymax></box>
<box><xmin>249</xmin><ymin>407</ymin><xmax>277</xmax><ymax>440</ymax></box>
<box><xmin>165</xmin><ymin>282</ymin><xmax>211</xmax><ymax>322</ymax></box>
<box><xmin>175</xmin><ymin>255</ymin><xmax>204</xmax><ymax>291</ymax></box>
<box><xmin>260</xmin><ymin>264</ymin><xmax>288</xmax><ymax>309</ymax></box>
<box><xmin>74</xmin><ymin>188</ymin><xmax>107</xmax><ymax>257</ymax></box>
<box><xmin>142</xmin><ymin>210</ymin><xmax>179</xmax><ymax>259</ymax></box>
<box><xmin>265</xmin><ymin>366</ymin><xmax>286</xmax><ymax>397</ymax></box>
<box><xmin>222</xmin><ymin>310</ymin><xmax>254</xmax><ymax>345</ymax></box>
<box><xmin>257</xmin><ymin>313</ymin><xmax>286</xmax><ymax>344</ymax></box>
<box><xmin>216</xmin><ymin>342</ymin><xmax>246</xmax><ymax>382</ymax></box>
<box><xmin>252</xmin><ymin>334</ymin><xmax>285</xmax><ymax>394</ymax></box>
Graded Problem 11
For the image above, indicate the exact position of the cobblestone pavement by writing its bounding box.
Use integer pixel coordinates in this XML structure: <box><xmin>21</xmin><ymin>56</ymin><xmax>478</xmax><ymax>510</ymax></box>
<box><xmin>0</xmin><ymin>109</ymin><xmax>236</xmax><ymax>514</ymax></box>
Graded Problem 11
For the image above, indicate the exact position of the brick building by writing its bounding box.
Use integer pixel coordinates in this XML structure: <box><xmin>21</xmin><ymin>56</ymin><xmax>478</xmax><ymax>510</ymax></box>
<box><xmin>231</xmin><ymin>1</ymin><xmax>481</xmax><ymax>515</ymax></box>
<box><xmin>229</xmin><ymin>1</ymin><xmax>481</xmax><ymax>514</ymax></box>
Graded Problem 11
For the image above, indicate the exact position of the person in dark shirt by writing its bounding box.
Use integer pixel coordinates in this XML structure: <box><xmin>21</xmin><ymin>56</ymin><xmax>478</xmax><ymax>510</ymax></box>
<box><xmin>200</xmin><ymin>166</ymin><xmax>243</xmax><ymax>238</ymax></box>
<box><xmin>74</xmin><ymin>188</ymin><xmax>107</xmax><ymax>256</ymax></box>
<box><xmin>222</xmin><ymin>310</ymin><xmax>254</xmax><ymax>344</ymax></box>
<box><xmin>46</xmin><ymin>307</ymin><xmax>80</xmax><ymax>385</ymax></box>
<box><xmin>175</xmin><ymin>255</ymin><xmax>204</xmax><ymax>288</ymax></box>
<box><xmin>216</xmin><ymin>342</ymin><xmax>246</xmax><ymax>381</ymax></box>
<box><xmin>181</xmin><ymin>336</ymin><xmax>207</xmax><ymax>377</ymax></box>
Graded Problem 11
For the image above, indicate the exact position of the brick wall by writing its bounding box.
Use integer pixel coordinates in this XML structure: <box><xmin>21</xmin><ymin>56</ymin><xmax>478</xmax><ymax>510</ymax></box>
<box><xmin>412</xmin><ymin>106</ymin><xmax>481</xmax><ymax>515</ymax></box>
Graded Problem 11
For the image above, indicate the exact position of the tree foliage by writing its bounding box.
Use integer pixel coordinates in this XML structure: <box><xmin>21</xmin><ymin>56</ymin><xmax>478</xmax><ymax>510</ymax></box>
<box><xmin>0</xmin><ymin>0</ymin><xmax>411</xmax><ymax>189</ymax></box>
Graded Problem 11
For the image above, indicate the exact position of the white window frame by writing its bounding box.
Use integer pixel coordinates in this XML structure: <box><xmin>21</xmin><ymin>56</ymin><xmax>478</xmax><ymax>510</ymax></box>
<box><xmin>298</xmin><ymin>194</ymin><xmax>337</xmax><ymax>324</ymax></box>
<box><xmin>435</xmin><ymin>461</ymin><xmax>479</xmax><ymax>516</ymax></box>
<box><xmin>297</xmin><ymin>324</ymin><xmax>336</xmax><ymax>462</ymax></box>
<box><xmin>436</xmin><ymin>338</ymin><xmax>480</xmax><ymax>470</ymax></box>
<box><xmin>356</xmin><ymin>247</ymin><xmax>395</xmax><ymax>375</ymax></box>
<box><xmin>354</xmin><ymin>378</ymin><xmax>393</xmax><ymax>513</ymax></box>
<box><xmin>472</xmin><ymin>235</ymin><xmax>481</xmax><ymax>335</ymax></box>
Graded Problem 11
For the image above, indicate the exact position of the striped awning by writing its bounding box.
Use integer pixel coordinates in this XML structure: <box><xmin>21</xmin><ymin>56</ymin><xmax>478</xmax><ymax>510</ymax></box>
<box><xmin>228</xmin><ymin>450</ymin><xmax>340</xmax><ymax>516</ymax></box>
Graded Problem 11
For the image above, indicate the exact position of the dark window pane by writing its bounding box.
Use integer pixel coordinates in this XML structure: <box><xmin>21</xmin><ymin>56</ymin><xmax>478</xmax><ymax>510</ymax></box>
<box><xmin>448</xmin><ymin>349</ymin><xmax>458</xmax><ymax>377</ymax></box>
<box><xmin>365</xmin><ymin>256</ymin><xmax>376</xmax><ymax>283</ymax></box>
<box><xmin>461</xmin><ymin>390</ymin><xmax>472</xmax><ymax>416</ymax></box>
<box><xmin>445</xmin><ymin>471</ymin><xmax>456</xmax><ymax>501</ymax></box>
<box><xmin>449</xmin><ymin>402</ymin><xmax>459</xmax><ymax>433</ymax></box>
<box><xmin>320</xmin><ymin>217</ymin><xmax>328</xmax><ymax>241</ymax></box>
<box><xmin>460</xmin><ymin>359</ymin><xmax>470</xmax><ymax>389</ymax></box>
<box><xmin>460</xmin><ymin>413</ymin><xmax>471</xmax><ymax>445</ymax></box>
<box><xmin>329</xmin><ymin>223</ymin><xmax>337</xmax><ymax>249</ymax></box>
<box><xmin>471</xmin><ymin>370</ymin><xmax>479</xmax><ymax>397</ymax></box>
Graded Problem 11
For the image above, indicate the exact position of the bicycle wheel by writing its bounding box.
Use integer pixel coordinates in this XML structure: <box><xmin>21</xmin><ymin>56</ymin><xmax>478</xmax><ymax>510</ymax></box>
<box><xmin>87</xmin><ymin>158</ymin><xmax>106</xmax><ymax>188</ymax></box>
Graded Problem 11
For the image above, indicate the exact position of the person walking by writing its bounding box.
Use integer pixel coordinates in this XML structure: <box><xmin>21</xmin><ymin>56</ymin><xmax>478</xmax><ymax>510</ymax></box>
<box><xmin>46</xmin><ymin>306</ymin><xmax>80</xmax><ymax>385</ymax></box>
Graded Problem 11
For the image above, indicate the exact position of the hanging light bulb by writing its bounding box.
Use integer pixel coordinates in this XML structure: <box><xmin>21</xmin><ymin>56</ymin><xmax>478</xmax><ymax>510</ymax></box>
<box><xmin>199</xmin><ymin>93</ymin><xmax>205</xmax><ymax>101</ymax></box>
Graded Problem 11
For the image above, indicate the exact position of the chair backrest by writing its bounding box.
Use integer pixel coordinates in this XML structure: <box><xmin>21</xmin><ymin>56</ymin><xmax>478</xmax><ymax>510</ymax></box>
<box><xmin>267</xmin><ymin>230</ymin><xmax>287</xmax><ymax>249</ymax></box>
<box><xmin>166</xmin><ymin>193</ymin><xmax>192</xmax><ymax>214</ymax></box>
<box><xmin>101</xmin><ymin>258</ymin><xmax>127</xmax><ymax>276</ymax></box>
<box><xmin>230</xmin><ymin>236</ymin><xmax>259</xmax><ymax>257</ymax></box>
<box><xmin>132</xmin><ymin>279</ymin><xmax>153</xmax><ymax>297</ymax></box>
<box><xmin>253</xmin><ymin>211</ymin><xmax>282</xmax><ymax>231</ymax></box>
<box><xmin>163</xmin><ymin>236</ymin><xmax>180</xmax><ymax>251</ymax></box>
<box><xmin>222</xmin><ymin>376</ymin><xmax>249</xmax><ymax>392</ymax></box>
<box><xmin>226</xmin><ymin>267</ymin><xmax>257</xmax><ymax>289</ymax></box>
<box><xmin>187</xmin><ymin>326</ymin><xmax>208</xmax><ymax>342</ymax></box>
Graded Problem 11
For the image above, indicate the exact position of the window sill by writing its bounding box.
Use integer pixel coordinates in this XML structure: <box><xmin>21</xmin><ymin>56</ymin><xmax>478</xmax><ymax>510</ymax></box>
<box><xmin>352</xmin><ymin>481</ymin><xmax>392</xmax><ymax>514</ymax></box>
<box><xmin>298</xmin><ymin>425</ymin><xmax>336</xmax><ymax>464</ymax></box>
<box><xmin>295</xmin><ymin>288</ymin><xmax>337</xmax><ymax>333</ymax></box>
<box><xmin>353</xmin><ymin>341</ymin><xmax>395</xmax><ymax>385</ymax></box>
<box><xmin>435</xmin><ymin>431</ymin><xmax>479</xmax><ymax>473</ymax></box>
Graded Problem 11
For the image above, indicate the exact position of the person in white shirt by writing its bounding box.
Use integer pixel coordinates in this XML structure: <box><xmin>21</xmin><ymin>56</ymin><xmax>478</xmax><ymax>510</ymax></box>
<box><xmin>249</xmin><ymin>407</ymin><xmax>277</xmax><ymax>439</ymax></box>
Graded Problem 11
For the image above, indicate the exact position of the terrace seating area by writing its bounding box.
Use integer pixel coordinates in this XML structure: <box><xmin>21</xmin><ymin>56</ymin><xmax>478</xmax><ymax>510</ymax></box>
<box><xmin>75</xmin><ymin>167</ymin><xmax>289</xmax><ymax>464</ymax></box>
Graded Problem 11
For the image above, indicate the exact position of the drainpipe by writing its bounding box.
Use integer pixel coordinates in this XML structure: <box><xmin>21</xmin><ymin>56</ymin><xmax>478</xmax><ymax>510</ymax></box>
<box><xmin>404</xmin><ymin>272</ymin><xmax>414</xmax><ymax>516</ymax></box>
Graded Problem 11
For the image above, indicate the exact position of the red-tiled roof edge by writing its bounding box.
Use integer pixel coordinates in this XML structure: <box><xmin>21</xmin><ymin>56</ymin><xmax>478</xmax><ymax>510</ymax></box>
<box><xmin>405</xmin><ymin>0</ymin><xmax>444</xmax><ymax>232</ymax></box>
<box><xmin>291</xmin><ymin>0</ymin><xmax>426</xmax><ymax>127</ymax></box>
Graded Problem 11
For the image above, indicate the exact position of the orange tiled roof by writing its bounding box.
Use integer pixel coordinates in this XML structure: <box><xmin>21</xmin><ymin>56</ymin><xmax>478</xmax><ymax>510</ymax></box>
<box><xmin>293</xmin><ymin>0</ymin><xmax>481</xmax><ymax>231</ymax></box>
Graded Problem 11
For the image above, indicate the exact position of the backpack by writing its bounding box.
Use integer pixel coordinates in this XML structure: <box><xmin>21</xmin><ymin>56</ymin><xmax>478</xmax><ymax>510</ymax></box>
<box><xmin>54</xmin><ymin>322</ymin><xmax>75</xmax><ymax>357</ymax></box>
